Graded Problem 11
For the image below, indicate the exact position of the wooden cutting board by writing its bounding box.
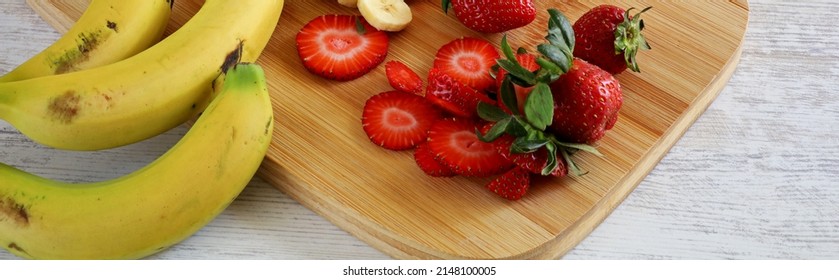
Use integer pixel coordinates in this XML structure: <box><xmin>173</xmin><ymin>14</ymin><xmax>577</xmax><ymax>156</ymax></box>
<box><xmin>27</xmin><ymin>0</ymin><xmax>749</xmax><ymax>259</ymax></box>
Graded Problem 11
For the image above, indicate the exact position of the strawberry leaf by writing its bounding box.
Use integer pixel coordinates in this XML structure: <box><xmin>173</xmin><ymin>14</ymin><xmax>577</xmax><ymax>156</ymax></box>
<box><xmin>507</xmin><ymin>117</ymin><xmax>529</xmax><ymax>137</ymax></box>
<box><xmin>497</xmin><ymin>60</ymin><xmax>536</xmax><ymax>86</ymax></box>
<box><xmin>498</xmin><ymin>35</ymin><xmax>536</xmax><ymax>85</ymax></box>
<box><xmin>442</xmin><ymin>0</ymin><xmax>451</xmax><ymax>13</ymax></box>
<box><xmin>535</xmin><ymin>57</ymin><xmax>562</xmax><ymax>80</ymax></box>
<box><xmin>500</xmin><ymin>35</ymin><xmax>519</xmax><ymax>63</ymax></box>
<box><xmin>554</xmin><ymin>141</ymin><xmax>604</xmax><ymax>157</ymax></box>
<box><xmin>499</xmin><ymin>76</ymin><xmax>520</xmax><ymax>116</ymax></box>
<box><xmin>477</xmin><ymin>117</ymin><xmax>512</xmax><ymax>143</ymax></box>
<box><xmin>511</xmin><ymin>138</ymin><xmax>549</xmax><ymax>154</ymax></box>
<box><xmin>523</xmin><ymin>83</ymin><xmax>553</xmax><ymax>131</ymax></box>
<box><xmin>489</xmin><ymin>64</ymin><xmax>500</xmax><ymax>80</ymax></box>
<box><xmin>543</xmin><ymin>142</ymin><xmax>559</xmax><ymax>176</ymax></box>
<box><xmin>546</xmin><ymin>8</ymin><xmax>575</xmax><ymax>51</ymax></box>
<box><xmin>537</xmin><ymin>43</ymin><xmax>571</xmax><ymax>74</ymax></box>
<box><xmin>539</xmin><ymin>9</ymin><xmax>574</xmax><ymax>73</ymax></box>
<box><xmin>477</xmin><ymin>101</ymin><xmax>509</xmax><ymax>122</ymax></box>
<box><xmin>560</xmin><ymin>147</ymin><xmax>587</xmax><ymax>176</ymax></box>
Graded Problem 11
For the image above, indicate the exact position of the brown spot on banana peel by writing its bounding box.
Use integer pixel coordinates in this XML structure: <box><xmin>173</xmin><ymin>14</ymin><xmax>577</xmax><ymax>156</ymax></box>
<box><xmin>6</xmin><ymin>243</ymin><xmax>32</xmax><ymax>259</ymax></box>
<box><xmin>6</xmin><ymin>242</ymin><xmax>31</xmax><ymax>260</ymax></box>
<box><xmin>106</xmin><ymin>21</ymin><xmax>118</xmax><ymax>32</ymax></box>
<box><xmin>8</xmin><ymin>243</ymin><xmax>26</xmax><ymax>253</ymax></box>
<box><xmin>48</xmin><ymin>91</ymin><xmax>81</xmax><ymax>124</ymax></box>
<box><xmin>52</xmin><ymin>31</ymin><xmax>107</xmax><ymax>74</ymax></box>
<box><xmin>0</xmin><ymin>196</ymin><xmax>29</xmax><ymax>227</ymax></box>
<box><xmin>221</xmin><ymin>41</ymin><xmax>245</xmax><ymax>74</ymax></box>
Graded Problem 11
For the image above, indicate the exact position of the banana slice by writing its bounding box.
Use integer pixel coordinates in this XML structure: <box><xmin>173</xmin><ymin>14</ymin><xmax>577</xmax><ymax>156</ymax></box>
<box><xmin>357</xmin><ymin>0</ymin><xmax>412</xmax><ymax>32</ymax></box>
<box><xmin>337</xmin><ymin>0</ymin><xmax>358</xmax><ymax>7</ymax></box>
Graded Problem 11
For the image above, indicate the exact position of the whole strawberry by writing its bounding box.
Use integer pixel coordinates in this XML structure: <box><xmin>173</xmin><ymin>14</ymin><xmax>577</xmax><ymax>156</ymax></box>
<box><xmin>549</xmin><ymin>59</ymin><xmax>622</xmax><ymax>144</ymax></box>
<box><xmin>573</xmin><ymin>5</ymin><xmax>652</xmax><ymax>74</ymax></box>
<box><xmin>443</xmin><ymin>0</ymin><xmax>536</xmax><ymax>33</ymax></box>
<box><xmin>476</xmin><ymin>9</ymin><xmax>613</xmax><ymax>177</ymax></box>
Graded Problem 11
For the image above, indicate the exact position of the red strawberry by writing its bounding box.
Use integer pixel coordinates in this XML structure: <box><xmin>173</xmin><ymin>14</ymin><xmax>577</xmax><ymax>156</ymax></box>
<box><xmin>486</xmin><ymin>166</ymin><xmax>531</xmax><ymax>200</ymax></box>
<box><xmin>494</xmin><ymin>52</ymin><xmax>540</xmax><ymax>114</ymax></box>
<box><xmin>549</xmin><ymin>59</ymin><xmax>622</xmax><ymax>144</ymax></box>
<box><xmin>432</xmin><ymin>37</ymin><xmax>499</xmax><ymax>92</ymax></box>
<box><xmin>385</xmin><ymin>61</ymin><xmax>423</xmax><ymax>94</ymax></box>
<box><xmin>296</xmin><ymin>15</ymin><xmax>389</xmax><ymax>81</ymax></box>
<box><xmin>573</xmin><ymin>5</ymin><xmax>652</xmax><ymax>74</ymax></box>
<box><xmin>362</xmin><ymin>91</ymin><xmax>441</xmax><ymax>150</ymax></box>
<box><xmin>491</xmin><ymin>134</ymin><xmax>568</xmax><ymax>177</ymax></box>
<box><xmin>414</xmin><ymin>141</ymin><xmax>456</xmax><ymax>177</ymax></box>
<box><xmin>427</xmin><ymin>118</ymin><xmax>512</xmax><ymax>177</ymax></box>
<box><xmin>445</xmin><ymin>0</ymin><xmax>536</xmax><ymax>34</ymax></box>
<box><xmin>425</xmin><ymin>67</ymin><xmax>494</xmax><ymax>118</ymax></box>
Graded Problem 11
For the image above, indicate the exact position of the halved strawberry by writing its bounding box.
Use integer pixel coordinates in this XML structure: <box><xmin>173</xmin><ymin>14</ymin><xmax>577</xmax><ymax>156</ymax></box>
<box><xmin>362</xmin><ymin>91</ymin><xmax>441</xmax><ymax>150</ymax></box>
<box><xmin>385</xmin><ymin>60</ymin><xmax>423</xmax><ymax>94</ymax></box>
<box><xmin>414</xmin><ymin>141</ymin><xmax>456</xmax><ymax>177</ymax></box>
<box><xmin>432</xmin><ymin>37</ymin><xmax>499</xmax><ymax>92</ymax></box>
<box><xmin>427</xmin><ymin>118</ymin><xmax>512</xmax><ymax>177</ymax></box>
<box><xmin>491</xmin><ymin>134</ymin><xmax>568</xmax><ymax>177</ymax></box>
<box><xmin>296</xmin><ymin>15</ymin><xmax>389</xmax><ymax>81</ymax></box>
<box><xmin>486</xmin><ymin>166</ymin><xmax>531</xmax><ymax>200</ymax></box>
<box><xmin>494</xmin><ymin>53</ymin><xmax>540</xmax><ymax>114</ymax></box>
<box><xmin>426</xmin><ymin>67</ymin><xmax>494</xmax><ymax>117</ymax></box>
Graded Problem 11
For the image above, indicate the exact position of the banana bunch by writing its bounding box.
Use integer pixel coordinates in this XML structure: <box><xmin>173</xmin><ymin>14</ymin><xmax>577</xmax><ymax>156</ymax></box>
<box><xmin>0</xmin><ymin>63</ymin><xmax>274</xmax><ymax>260</ymax></box>
<box><xmin>0</xmin><ymin>0</ymin><xmax>285</xmax><ymax>259</ymax></box>
<box><xmin>0</xmin><ymin>0</ymin><xmax>172</xmax><ymax>82</ymax></box>
<box><xmin>0</xmin><ymin>0</ymin><xmax>283</xmax><ymax>151</ymax></box>
<box><xmin>339</xmin><ymin>0</ymin><xmax>413</xmax><ymax>32</ymax></box>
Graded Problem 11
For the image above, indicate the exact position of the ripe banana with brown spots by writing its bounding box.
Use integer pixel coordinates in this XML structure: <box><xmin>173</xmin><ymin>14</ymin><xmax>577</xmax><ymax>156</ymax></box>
<box><xmin>0</xmin><ymin>63</ymin><xmax>274</xmax><ymax>260</ymax></box>
<box><xmin>0</xmin><ymin>0</ymin><xmax>173</xmax><ymax>82</ymax></box>
<box><xmin>0</xmin><ymin>0</ymin><xmax>284</xmax><ymax>151</ymax></box>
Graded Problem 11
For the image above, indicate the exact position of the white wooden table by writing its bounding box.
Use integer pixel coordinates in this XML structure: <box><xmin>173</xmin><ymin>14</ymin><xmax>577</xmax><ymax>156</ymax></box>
<box><xmin>2</xmin><ymin>1</ymin><xmax>838</xmax><ymax>260</ymax></box>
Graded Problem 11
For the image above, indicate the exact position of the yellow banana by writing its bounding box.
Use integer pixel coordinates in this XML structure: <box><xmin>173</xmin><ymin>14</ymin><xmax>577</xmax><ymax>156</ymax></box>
<box><xmin>0</xmin><ymin>63</ymin><xmax>274</xmax><ymax>260</ymax></box>
<box><xmin>0</xmin><ymin>0</ymin><xmax>284</xmax><ymax>151</ymax></box>
<box><xmin>0</xmin><ymin>0</ymin><xmax>172</xmax><ymax>82</ymax></box>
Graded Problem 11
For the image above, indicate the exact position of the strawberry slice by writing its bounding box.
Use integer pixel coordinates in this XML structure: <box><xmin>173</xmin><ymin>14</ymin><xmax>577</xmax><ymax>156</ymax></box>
<box><xmin>362</xmin><ymin>91</ymin><xmax>441</xmax><ymax>150</ymax></box>
<box><xmin>432</xmin><ymin>37</ymin><xmax>499</xmax><ymax>92</ymax></box>
<box><xmin>414</xmin><ymin>141</ymin><xmax>456</xmax><ymax>177</ymax></box>
<box><xmin>491</xmin><ymin>134</ymin><xmax>568</xmax><ymax>177</ymax></box>
<box><xmin>426</xmin><ymin>67</ymin><xmax>494</xmax><ymax>118</ymax></box>
<box><xmin>385</xmin><ymin>61</ymin><xmax>423</xmax><ymax>94</ymax></box>
<box><xmin>296</xmin><ymin>14</ymin><xmax>389</xmax><ymax>81</ymax></box>
<box><xmin>427</xmin><ymin>118</ymin><xmax>512</xmax><ymax>177</ymax></box>
<box><xmin>486</xmin><ymin>166</ymin><xmax>531</xmax><ymax>200</ymax></box>
<box><xmin>495</xmin><ymin>53</ymin><xmax>540</xmax><ymax>114</ymax></box>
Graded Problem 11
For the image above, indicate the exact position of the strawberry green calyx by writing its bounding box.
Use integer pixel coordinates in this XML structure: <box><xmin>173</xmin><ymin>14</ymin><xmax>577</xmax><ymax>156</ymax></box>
<box><xmin>355</xmin><ymin>16</ymin><xmax>367</xmax><ymax>35</ymax></box>
<box><xmin>478</xmin><ymin>8</ymin><xmax>605</xmax><ymax>176</ymax></box>
<box><xmin>615</xmin><ymin>7</ymin><xmax>652</xmax><ymax>73</ymax></box>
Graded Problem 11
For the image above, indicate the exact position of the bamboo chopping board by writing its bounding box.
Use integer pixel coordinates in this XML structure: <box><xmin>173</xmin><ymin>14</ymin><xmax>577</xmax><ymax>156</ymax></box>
<box><xmin>27</xmin><ymin>0</ymin><xmax>749</xmax><ymax>259</ymax></box>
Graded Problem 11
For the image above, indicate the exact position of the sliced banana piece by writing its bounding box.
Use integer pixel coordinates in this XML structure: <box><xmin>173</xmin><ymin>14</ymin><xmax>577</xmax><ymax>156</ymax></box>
<box><xmin>357</xmin><ymin>0</ymin><xmax>412</xmax><ymax>32</ymax></box>
<box><xmin>337</xmin><ymin>0</ymin><xmax>358</xmax><ymax>7</ymax></box>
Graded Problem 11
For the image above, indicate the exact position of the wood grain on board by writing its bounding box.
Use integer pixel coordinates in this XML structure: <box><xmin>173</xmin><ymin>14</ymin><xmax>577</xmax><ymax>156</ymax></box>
<box><xmin>27</xmin><ymin>0</ymin><xmax>749</xmax><ymax>259</ymax></box>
